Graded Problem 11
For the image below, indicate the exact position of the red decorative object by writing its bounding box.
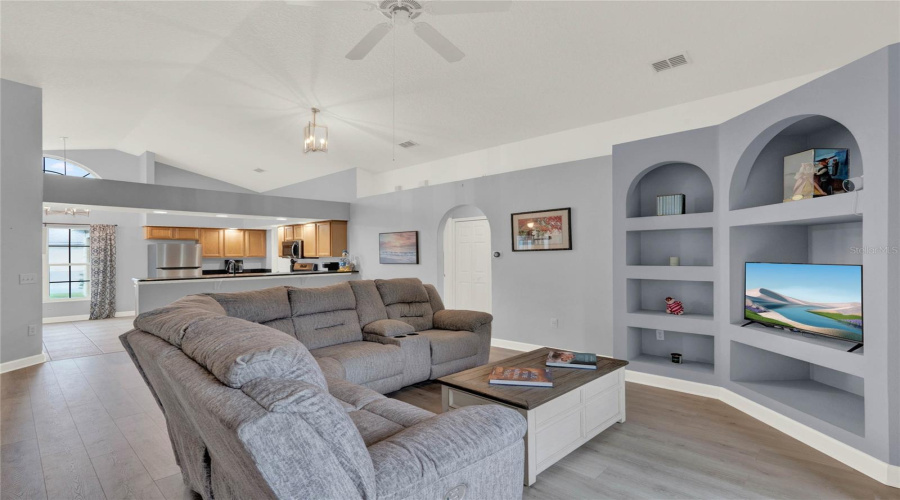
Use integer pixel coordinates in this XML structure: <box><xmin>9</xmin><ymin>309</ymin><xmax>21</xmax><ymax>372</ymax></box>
<box><xmin>665</xmin><ymin>297</ymin><xmax>684</xmax><ymax>315</ymax></box>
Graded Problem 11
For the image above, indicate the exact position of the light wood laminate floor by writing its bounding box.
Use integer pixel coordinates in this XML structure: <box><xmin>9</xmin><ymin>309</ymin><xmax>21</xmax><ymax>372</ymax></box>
<box><xmin>1</xmin><ymin>345</ymin><xmax>895</xmax><ymax>499</ymax></box>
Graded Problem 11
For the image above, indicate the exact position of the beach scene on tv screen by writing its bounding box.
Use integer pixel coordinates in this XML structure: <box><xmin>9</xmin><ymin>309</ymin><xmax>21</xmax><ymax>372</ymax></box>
<box><xmin>745</xmin><ymin>263</ymin><xmax>862</xmax><ymax>342</ymax></box>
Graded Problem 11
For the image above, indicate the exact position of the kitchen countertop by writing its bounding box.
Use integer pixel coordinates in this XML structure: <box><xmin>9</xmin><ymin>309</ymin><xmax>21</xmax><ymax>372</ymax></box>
<box><xmin>134</xmin><ymin>270</ymin><xmax>358</xmax><ymax>283</ymax></box>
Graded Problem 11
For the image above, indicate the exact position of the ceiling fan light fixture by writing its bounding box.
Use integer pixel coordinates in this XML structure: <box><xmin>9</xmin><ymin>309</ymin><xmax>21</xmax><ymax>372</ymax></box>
<box><xmin>303</xmin><ymin>108</ymin><xmax>328</xmax><ymax>153</ymax></box>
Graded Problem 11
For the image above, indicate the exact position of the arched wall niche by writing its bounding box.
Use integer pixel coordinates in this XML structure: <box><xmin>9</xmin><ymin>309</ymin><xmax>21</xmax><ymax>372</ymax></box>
<box><xmin>625</xmin><ymin>161</ymin><xmax>714</xmax><ymax>218</ymax></box>
<box><xmin>729</xmin><ymin>115</ymin><xmax>863</xmax><ymax>211</ymax></box>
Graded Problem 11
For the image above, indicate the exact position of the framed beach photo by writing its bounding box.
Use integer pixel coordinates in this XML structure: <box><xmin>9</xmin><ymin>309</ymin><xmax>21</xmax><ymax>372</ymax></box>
<box><xmin>511</xmin><ymin>208</ymin><xmax>572</xmax><ymax>252</ymax></box>
<box><xmin>379</xmin><ymin>231</ymin><xmax>419</xmax><ymax>264</ymax></box>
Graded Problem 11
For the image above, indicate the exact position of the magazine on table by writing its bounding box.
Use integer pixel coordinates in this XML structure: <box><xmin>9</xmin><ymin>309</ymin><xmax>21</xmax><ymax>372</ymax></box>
<box><xmin>546</xmin><ymin>349</ymin><xmax>598</xmax><ymax>370</ymax></box>
<box><xmin>488</xmin><ymin>366</ymin><xmax>553</xmax><ymax>387</ymax></box>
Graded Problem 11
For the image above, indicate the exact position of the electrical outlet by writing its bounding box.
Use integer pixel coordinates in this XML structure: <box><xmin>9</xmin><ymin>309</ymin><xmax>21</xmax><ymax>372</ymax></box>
<box><xmin>19</xmin><ymin>273</ymin><xmax>37</xmax><ymax>285</ymax></box>
<box><xmin>550</xmin><ymin>318</ymin><xmax>559</xmax><ymax>328</ymax></box>
<box><xmin>656</xmin><ymin>329</ymin><xmax>665</xmax><ymax>340</ymax></box>
<box><xmin>27</xmin><ymin>325</ymin><xmax>37</xmax><ymax>336</ymax></box>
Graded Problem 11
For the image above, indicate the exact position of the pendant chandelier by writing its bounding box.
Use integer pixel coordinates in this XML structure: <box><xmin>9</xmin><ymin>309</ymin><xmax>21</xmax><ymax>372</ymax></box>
<box><xmin>303</xmin><ymin>108</ymin><xmax>328</xmax><ymax>153</ymax></box>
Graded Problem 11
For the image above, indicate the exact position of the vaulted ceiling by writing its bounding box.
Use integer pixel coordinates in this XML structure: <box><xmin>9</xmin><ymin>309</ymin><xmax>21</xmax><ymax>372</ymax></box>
<box><xmin>2</xmin><ymin>1</ymin><xmax>898</xmax><ymax>192</ymax></box>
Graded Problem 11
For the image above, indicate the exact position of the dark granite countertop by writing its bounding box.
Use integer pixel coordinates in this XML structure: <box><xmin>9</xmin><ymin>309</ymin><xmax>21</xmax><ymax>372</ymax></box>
<box><xmin>134</xmin><ymin>270</ymin><xmax>358</xmax><ymax>282</ymax></box>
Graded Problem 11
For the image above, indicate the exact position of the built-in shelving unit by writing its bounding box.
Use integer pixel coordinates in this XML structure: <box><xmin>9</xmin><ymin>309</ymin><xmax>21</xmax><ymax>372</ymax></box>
<box><xmin>730</xmin><ymin>342</ymin><xmax>865</xmax><ymax>436</ymax></box>
<box><xmin>614</xmin><ymin>48</ymin><xmax>897</xmax><ymax>475</ymax></box>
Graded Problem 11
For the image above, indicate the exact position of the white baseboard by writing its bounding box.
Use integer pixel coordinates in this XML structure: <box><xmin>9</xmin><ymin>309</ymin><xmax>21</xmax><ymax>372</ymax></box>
<box><xmin>43</xmin><ymin>311</ymin><xmax>135</xmax><ymax>324</ymax></box>
<box><xmin>490</xmin><ymin>338</ymin><xmax>544</xmax><ymax>352</ymax></box>
<box><xmin>0</xmin><ymin>353</ymin><xmax>48</xmax><ymax>374</ymax></box>
<box><xmin>625</xmin><ymin>369</ymin><xmax>900</xmax><ymax>488</ymax></box>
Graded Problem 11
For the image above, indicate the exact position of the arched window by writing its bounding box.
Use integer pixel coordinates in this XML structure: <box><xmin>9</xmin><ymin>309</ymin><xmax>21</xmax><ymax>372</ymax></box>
<box><xmin>42</xmin><ymin>155</ymin><xmax>98</xmax><ymax>178</ymax></box>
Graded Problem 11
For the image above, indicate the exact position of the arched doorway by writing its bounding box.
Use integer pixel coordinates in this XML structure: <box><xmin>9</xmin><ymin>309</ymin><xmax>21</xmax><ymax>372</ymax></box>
<box><xmin>438</xmin><ymin>205</ymin><xmax>492</xmax><ymax>313</ymax></box>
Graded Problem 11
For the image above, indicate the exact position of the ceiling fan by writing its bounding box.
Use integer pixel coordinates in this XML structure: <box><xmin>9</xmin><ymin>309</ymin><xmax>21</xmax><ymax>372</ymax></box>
<box><xmin>344</xmin><ymin>1</ymin><xmax>512</xmax><ymax>62</ymax></box>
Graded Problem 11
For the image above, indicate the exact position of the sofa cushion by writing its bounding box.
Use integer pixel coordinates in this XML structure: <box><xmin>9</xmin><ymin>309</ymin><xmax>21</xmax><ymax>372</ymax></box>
<box><xmin>133</xmin><ymin>295</ymin><xmax>226</xmax><ymax>347</ymax></box>
<box><xmin>289</xmin><ymin>283</ymin><xmax>356</xmax><ymax>316</ymax></box>
<box><xmin>433</xmin><ymin>309</ymin><xmax>493</xmax><ymax>331</ymax></box>
<box><xmin>419</xmin><ymin>329</ymin><xmax>481</xmax><ymax>365</ymax></box>
<box><xmin>375</xmin><ymin>278</ymin><xmax>435</xmax><ymax>331</ymax></box>
<box><xmin>311</xmin><ymin>341</ymin><xmax>403</xmax><ymax>385</ymax></box>
<box><xmin>289</xmin><ymin>285</ymin><xmax>363</xmax><ymax>349</ymax></box>
<box><xmin>363</xmin><ymin>319</ymin><xmax>415</xmax><ymax>337</ymax></box>
<box><xmin>206</xmin><ymin>287</ymin><xmax>291</xmax><ymax>324</ymax></box>
<box><xmin>348</xmin><ymin>397</ymin><xmax>434</xmax><ymax>447</ymax></box>
<box><xmin>180</xmin><ymin>315</ymin><xmax>327</xmax><ymax>390</ymax></box>
<box><xmin>327</xmin><ymin>377</ymin><xmax>385</xmax><ymax>410</ymax></box>
<box><xmin>349</xmin><ymin>280</ymin><xmax>388</xmax><ymax>327</ymax></box>
<box><xmin>261</xmin><ymin>318</ymin><xmax>295</xmax><ymax>337</ymax></box>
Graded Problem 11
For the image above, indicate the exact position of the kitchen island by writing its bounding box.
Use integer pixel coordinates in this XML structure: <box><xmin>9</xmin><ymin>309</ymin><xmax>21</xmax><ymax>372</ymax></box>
<box><xmin>133</xmin><ymin>271</ymin><xmax>359</xmax><ymax>314</ymax></box>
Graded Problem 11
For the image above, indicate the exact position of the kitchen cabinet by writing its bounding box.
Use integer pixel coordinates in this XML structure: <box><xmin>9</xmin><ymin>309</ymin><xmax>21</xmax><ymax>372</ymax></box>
<box><xmin>300</xmin><ymin>223</ymin><xmax>317</xmax><ymax>256</ymax></box>
<box><xmin>144</xmin><ymin>227</ymin><xmax>174</xmax><ymax>239</ymax></box>
<box><xmin>199</xmin><ymin>229</ymin><xmax>224</xmax><ymax>258</ymax></box>
<box><xmin>223</xmin><ymin>229</ymin><xmax>246</xmax><ymax>257</ymax></box>
<box><xmin>173</xmin><ymin>227</ymin><xmax>199</xmax><ymax>240</ymax></box>
<box><xmin>244</xmin><ymin>230</ymin><xmax>267</xmax><ymax>257</ymax></box>
<box><xmin>275</xmin><ymin>220</ymin><xmax>347</xmax><ymax>258</ymax></box>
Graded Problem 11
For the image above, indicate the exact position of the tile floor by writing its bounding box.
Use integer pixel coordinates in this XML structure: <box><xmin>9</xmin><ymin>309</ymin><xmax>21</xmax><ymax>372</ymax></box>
<box><xmin>41</xmin><ymin>317</ymin><xmax>135</xmax><ymax>361</ymax></box>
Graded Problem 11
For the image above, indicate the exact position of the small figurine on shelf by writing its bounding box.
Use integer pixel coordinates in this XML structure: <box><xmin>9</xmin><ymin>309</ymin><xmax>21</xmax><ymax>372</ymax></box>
<box><xmin>338</xmin><ymin>250</ymin><xmax>354</xmax><ymax>272</ymax></box>
<box><xmin>665</xmin><ymin>297</ymin><xmax>684</xmax><ymax>315</ymax></box>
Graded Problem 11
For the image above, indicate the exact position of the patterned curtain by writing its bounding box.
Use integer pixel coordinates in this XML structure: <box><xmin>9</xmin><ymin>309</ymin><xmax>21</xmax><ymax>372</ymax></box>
<box><xmin>89</xmin><ymin>224</ymin><xmax>117</xmax><ymax>320</ymax></box>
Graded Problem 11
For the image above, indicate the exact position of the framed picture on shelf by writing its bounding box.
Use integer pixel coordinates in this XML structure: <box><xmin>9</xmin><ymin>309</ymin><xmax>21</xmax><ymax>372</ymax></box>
<box><xmin>783</xmin><ymin>148</ymin><xmax>849</xmax><ymax>202</ymax></box>
<box><xmin>511</xmin><ymin>208</ymin><xmax>572</xmax><ymax>252</ymax></box>
<box><xmin>379</xmin><ymin>231</ymin><xmax>419</xmax><ymax>264</ymax></box>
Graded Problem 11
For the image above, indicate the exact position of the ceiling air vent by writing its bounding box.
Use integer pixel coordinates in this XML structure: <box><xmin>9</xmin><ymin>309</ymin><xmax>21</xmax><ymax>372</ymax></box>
<box><xmin>253</xmin><ymin>168</ymin><xmax>265</xmax><ymax>173</ymax></box>
<box><xmin>652</xmin><ymin>53</ymin><xmax>690</xmax><ymax>72</ymax></box>
<box><xmin>398</xmin><ymin>140</ymin><xmax>418</xmax><ymax>149</ymax></box>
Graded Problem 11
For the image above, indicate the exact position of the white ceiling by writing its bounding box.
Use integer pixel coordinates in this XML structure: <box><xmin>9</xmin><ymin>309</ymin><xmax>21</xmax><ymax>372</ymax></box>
<box><xmin>3</xmin><ymin>1</ymin><xmax>899</xmax><ymax>192</ymax></box>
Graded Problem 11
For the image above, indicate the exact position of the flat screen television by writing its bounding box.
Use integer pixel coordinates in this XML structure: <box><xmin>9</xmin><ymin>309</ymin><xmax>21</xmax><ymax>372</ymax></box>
<box><xmin>744</xmin><ymin>262</ymin><xmax>862</xmax><ymax>345</ymax></box>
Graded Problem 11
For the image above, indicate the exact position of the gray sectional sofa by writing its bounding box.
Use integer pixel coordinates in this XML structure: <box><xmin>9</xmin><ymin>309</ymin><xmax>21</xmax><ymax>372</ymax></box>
<box><xmin>121</xmin><ymin>278</ymin><xmax>526</xmax><ymax>499</ymax></box>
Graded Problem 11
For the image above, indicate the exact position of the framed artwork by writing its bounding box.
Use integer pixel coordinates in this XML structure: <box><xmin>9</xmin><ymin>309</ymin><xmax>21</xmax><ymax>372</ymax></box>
<box><xmin>379</xmin><ymin>231</ymin><xmax>419</xmax><ymax>264</ymax></box>
<box><xmin>511</xmin><ymin>208</ymin><xmax>572</xmax><ymax>252</ymax></box>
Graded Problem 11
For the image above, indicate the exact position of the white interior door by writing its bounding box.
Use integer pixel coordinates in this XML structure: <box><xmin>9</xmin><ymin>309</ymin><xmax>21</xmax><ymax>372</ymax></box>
<box><xmin>452</xmin><ymin>218</ymin><xmax>492</xmax><ymax>313</ymax></box>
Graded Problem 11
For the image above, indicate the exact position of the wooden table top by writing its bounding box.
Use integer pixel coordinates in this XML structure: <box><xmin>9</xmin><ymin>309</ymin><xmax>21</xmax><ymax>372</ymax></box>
<box><xmin>437</xmin><ymin>347</ymin><xmax>628</xmax><ymax>410</ymax></box>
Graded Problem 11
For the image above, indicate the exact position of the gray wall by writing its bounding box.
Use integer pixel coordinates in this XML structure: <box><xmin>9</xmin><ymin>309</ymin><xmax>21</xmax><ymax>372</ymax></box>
<box><xmin>262</xmin><ymin>168</ymin><xmax>357</xmax><ymax>202</ymax></box>
<box><xmin>155</xmin><ymin>161</ymin><xmax>254</xmax><ymax>194</ymax></box>
<box><xmin>1</xmin><ymin>79</ymin><xmax>44</xmax><ymax>364</ymax></box>
<box><xmin>350</xmin><ymin>157</ymin><xmax>614</xmax><ymax>355</ymax></box>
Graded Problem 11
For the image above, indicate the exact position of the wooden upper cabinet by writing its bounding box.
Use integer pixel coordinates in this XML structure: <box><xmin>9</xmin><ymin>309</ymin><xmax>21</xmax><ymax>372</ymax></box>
<box><xmin>300</xmin><ymin>223</ymin><xmax>317</xmax><ymax>257</ymax></box>
<box><xmin>244</xmin><ymin>230</ymin><xmax>267</xmax><ymax>258</ymax></box>
<box><xmin>144</xmin><ymin>227</ymin><xmax>175</xmax><ymax>240</ymax></box>
<box><xmin>329</xmin><ymin>221</ymin><xmax>348</xmax><ymax>258</ymax></box>
<box><xmin>172</xmin><ymin>227</ymin><xmax>199</xmax><ymax>240</ymax></box>
<box><xmin>316</xmin><ymin>222</ymin><xmax>331</xmax><ymax>257</ymax></box>
<box><xmin>223</xmin><ymin>229</ymin><xmax>245</xmax><ymax>257</ymax></box>
<box><xmin>199</xmin><ymin>229</ymin><xmax>224</xmax><ymax>258</ymax></box>
<box><xmin>283</xmin><ymin>225</ymin><xmax>294</xmax><ymax>242</ymax></box>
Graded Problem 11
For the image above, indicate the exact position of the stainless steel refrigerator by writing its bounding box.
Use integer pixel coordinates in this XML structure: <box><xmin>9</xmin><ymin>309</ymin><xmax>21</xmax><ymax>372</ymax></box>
<box><xmin>151</xmin><ymin>243</ymin><xmax>203</xmax><ymax>278</ymax></box>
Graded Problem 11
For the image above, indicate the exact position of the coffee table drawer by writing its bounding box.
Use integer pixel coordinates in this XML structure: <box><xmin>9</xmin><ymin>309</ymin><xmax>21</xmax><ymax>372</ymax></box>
<box><xmin>583</xmin><ymin>370</ymin><xmax>620</xmax><ymax>401</ymax></box>
<box><xmin>535</xmin><ymin>409</ymin><xmax>582</xmax><ymax>464</ymax></box>
<box><xmin>534</xmin><ymin>388</ymin><xmax>581</xmax><ymax>427</ymax></box>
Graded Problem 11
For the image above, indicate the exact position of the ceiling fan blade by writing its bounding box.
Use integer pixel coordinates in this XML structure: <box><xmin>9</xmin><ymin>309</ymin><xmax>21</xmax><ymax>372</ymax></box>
<box><xmin>422</xmin><ymin>1</ymin><xmax>511</xmax><ymax>15</ymax></box>
<box><xmin>346</xmin><ymin>22</ymin><xmax>393</xmax><ymax>60</ymax></box>
<box><xmin>413</xmin><ymin>22</ymin><xmax>464</xmax><ymax>62</ymax></box>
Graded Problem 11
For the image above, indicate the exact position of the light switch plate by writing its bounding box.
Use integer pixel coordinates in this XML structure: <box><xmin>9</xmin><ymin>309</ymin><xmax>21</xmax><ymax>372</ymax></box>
<box><xmin>27</xmin><ymin>325</ymin><xmax>38</xmax><ymax>336</ymax></box>
<box><xmin>550</xmin><ymin>318</ymin><xmax>559</xmax><ymax>328</ymax></box>
<box><xmin>19</xmin><ymin>273</ymin><xmax>37</xmax><ymax>285</ymax></box>
<box><xmin>656</xmin><ymin>329</ymin><xmax>665</xmax><ymax>340</ymax></box>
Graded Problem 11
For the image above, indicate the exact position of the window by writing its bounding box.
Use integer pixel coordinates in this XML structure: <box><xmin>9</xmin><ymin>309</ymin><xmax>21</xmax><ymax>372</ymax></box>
<box><xmin>42</xmin><ymin>156</ymin><xmax>97</xmax><ymax>178</ymax></box>
<box><xmin>45</xmin><ymin>227</ymin><xmax>90</xmax><ymax>300</ymax></box>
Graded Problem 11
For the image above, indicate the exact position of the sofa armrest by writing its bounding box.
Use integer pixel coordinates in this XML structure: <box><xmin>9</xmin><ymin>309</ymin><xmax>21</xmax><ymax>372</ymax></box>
<box><xmin>433</xmin><ymin>309</ymin><xmax>493</xmax><ymax>331</ymax></box>
<box><xmin>368</xmin><ymin>405</ymin><xmax>525</xmax><ymax>498</ymax></box>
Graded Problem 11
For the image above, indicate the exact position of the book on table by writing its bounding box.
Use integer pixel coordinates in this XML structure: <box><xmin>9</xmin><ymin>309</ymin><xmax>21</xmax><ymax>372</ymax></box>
<box><xmin>488</xmin><ymin>366</ymin><xmax>553</xmax><ymax>387</ymax></box>
<box><xmin>546</xmin><ymin>349</ymin><xmax>598</xmax><ymax>370</ymax></box>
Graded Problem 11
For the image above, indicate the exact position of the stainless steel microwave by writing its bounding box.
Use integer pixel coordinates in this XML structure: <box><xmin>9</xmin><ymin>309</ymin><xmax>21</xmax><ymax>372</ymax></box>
<box><xmin>280</xmin><ymin>240</ymin><xmax>302</xmax><ymax>259</ymax></box>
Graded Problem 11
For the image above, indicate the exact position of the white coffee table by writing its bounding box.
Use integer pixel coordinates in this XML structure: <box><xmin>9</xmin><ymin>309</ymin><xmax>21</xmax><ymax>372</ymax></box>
<box><xmin>437</xmin><ymin>348</ymin><xmax>627</xmax><ymax>486</ymax></box>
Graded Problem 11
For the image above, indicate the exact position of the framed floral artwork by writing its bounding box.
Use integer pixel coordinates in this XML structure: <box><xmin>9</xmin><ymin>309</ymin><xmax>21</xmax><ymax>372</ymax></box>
<box><xmin>510</xmin><ymin>208</ymin><xmax>572</xmax><ymax>252</ymax></box>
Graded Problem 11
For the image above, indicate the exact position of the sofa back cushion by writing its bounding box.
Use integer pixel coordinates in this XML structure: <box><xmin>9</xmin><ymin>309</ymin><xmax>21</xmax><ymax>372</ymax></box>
<box><xmin>289</xmin><ymin>283</ymin><xmax>363</xmax><ymax>350</ymax></box>
<box><xmin>133</xmin><ymin>295</ymin><xmax>226</xmax><ymax>347</ymax></box>
<box><xmin>206</xmin><ymin>287</ymin><xmax>292</xmax><ymax>324</ymax></box>
<box><xmin>375</xmin><ymin>278</ymin><xmax>434</xmax><ymax>331</ymax></box>
<box><xmin>180</xmin><ymin>315</ymin><xmax>327</xmax><ymax>390</ymax></box>
<box><xmin>349</xmin><ymin>280</ymin><xmax>388</xmax><ymax>327</ymax></box>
